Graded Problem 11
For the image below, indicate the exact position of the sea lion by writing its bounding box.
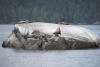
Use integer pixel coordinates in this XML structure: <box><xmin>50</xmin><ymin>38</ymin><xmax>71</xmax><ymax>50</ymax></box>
<box><xmin>17</xmin><ymin>20</ymin><xmax>32</xmax><ymax>24</ymax></box>
<box><xmin>56</xmin><ymin>18</ymin><xmax>69</xmax><ymax>25</ymax></box>
<box><xmin>56</xmin><ymin>21</ymin><xmax>69</xmax><ymax>25</ymax></box>
<box><xmin>53</xmin><ymin>27</ymin><xmax>61</xmax><ymax>36</ymax></box>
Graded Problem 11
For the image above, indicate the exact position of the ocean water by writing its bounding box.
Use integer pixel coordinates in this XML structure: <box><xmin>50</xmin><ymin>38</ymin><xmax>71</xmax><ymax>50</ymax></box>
<box><xmin>0</xmin><ymin>25</ymin><xmax>100</xmax><ymax>67</ymax></box>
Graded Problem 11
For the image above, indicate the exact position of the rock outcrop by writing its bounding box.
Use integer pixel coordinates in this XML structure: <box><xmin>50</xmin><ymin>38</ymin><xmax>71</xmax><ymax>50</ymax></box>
<box><xmin>2</xmin><ymin>22</ymin><xmax>100</xmax><ymax>50</ymax></box>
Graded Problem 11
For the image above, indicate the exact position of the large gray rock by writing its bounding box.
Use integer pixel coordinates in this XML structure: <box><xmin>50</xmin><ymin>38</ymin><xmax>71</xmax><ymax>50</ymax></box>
<box><xmin>2</xmin><ymin>22</ymin><xmax>100</xmax><ymax>50</ymax></box>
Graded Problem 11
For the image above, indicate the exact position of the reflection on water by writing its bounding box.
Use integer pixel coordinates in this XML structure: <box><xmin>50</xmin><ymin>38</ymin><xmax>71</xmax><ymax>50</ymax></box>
<box><xmin>0</xmin><ymin>25</ymin><xmax>100</xmax><ymax>67</ymax></box>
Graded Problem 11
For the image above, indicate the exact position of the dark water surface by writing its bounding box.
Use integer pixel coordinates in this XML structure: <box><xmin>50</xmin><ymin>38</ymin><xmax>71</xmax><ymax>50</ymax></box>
<box><xmin>0</xmin><ymin>25</ymin><xmax>100</xmax><ymax>67</ymax></box>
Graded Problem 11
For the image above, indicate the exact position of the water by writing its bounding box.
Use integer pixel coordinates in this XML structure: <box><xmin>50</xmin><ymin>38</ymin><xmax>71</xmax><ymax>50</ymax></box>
<box><xmin>0</xmin><ymin>25</ymin><xmax>100</xmax><ymax>67</ymax></box>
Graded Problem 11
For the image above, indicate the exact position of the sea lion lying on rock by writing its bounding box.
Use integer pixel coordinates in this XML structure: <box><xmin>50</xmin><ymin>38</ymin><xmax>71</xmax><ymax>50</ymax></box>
<box><xmin>53</xmin><ymin>27</ymin><xmax>61</xmax><ymax>36</ymax></box>
<box><xmin>56</xmin><ymin>21</ymin><xmax>69</xmax><ymax>25</ymax></box>
<box><xmin>17</xmin><ymin>20</ymin><xmax>32</xmax><ymax>24</ymax></box>
<box><xmin>2</xmin><ymin>22</ymin><xmax>100</xmax><ymax>50</ymax></box>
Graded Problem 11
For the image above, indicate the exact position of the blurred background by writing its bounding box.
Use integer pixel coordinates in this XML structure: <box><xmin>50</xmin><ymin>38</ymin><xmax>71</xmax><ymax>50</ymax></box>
<box><xmin>0</xmin><ymin>0</ymin><xmax>100</xmax><ymax>24</ymax></box>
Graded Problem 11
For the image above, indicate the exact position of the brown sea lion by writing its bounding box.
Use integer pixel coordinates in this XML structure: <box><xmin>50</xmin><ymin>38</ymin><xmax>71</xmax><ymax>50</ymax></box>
<box><xmin>17</xmin><ymin>20</ymin><xmax>32</xmax><ymax>24</ymax></box>
<box><xmin>53</xmin><ymin>27</ymin><xmax>61</xmax><ymax>36</ymax></box>
<box><xmin>56</xmin><ymin>21</ymin><xmax>69</xmax><ymax>25</ymax></box>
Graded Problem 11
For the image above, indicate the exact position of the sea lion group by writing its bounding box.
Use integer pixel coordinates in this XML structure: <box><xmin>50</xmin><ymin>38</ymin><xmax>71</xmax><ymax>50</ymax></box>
<box><xmin>17</xmin><ymin>20</ymin><xmax>68</xmax><ymax>36</ymax></box>
<box><xmin>17</xmin><ymin>20</ymin><xmax>68</xmax><ymax>25</ymax></box>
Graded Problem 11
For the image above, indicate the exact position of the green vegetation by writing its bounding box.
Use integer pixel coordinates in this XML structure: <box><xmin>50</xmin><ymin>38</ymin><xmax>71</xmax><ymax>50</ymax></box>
<box><xmin>0</xmin><ymin>0</ymin><xmax>100</xmax><ymax>24</ymax></box>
